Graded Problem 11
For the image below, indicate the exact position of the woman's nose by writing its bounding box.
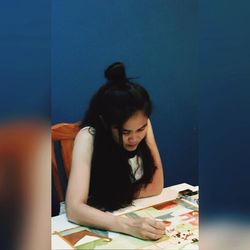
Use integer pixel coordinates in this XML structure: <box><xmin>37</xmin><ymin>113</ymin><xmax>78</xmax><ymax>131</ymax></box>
<box><xmin>128</xmin><ymin>133</ymin><xmax>139</xmax><ymax>142</ymax></box>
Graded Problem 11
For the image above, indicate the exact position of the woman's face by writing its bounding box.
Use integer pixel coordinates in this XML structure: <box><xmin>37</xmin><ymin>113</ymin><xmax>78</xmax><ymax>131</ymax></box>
<box><xmin>111</xmin><ymin>111</ymin><xmax>148</xmax><ymax>151</ymax></box>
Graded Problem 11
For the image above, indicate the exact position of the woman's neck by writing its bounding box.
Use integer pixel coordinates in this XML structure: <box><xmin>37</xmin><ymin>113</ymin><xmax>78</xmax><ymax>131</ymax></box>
<box><xmin>124</xmin><ymin>148</ymin><xmax>138</xmax><ymax>158</ymax></box>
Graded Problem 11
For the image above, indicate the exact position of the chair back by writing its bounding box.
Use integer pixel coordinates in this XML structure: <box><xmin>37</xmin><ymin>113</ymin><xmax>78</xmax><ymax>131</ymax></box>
<box><xmin>51</xmin><ymin>122</ymin><xmax>80</xmax><ymax>203</ymax></box>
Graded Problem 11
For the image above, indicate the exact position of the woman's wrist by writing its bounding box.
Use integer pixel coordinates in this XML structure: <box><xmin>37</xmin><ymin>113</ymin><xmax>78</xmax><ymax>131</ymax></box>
<box><xmin>111</xmin><ymin>215</ymin><xmax>132</xmax><ymax>235</ymax></box>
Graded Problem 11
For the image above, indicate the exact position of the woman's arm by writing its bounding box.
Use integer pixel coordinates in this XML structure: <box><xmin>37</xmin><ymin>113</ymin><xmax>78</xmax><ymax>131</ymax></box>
<box><xmin>135</xmin><ymin>119</ymin><xmax>164</xmax><ymax>198</ymax></box>
<box><xmin>66</xmin><ymin>129</ymin><xmax>120</xmax><ymax>231</ymax></box>
<box><xmin>65</xmin><ymin>128</ymin><xmax>166</xmax><ymax>240</ymax></box>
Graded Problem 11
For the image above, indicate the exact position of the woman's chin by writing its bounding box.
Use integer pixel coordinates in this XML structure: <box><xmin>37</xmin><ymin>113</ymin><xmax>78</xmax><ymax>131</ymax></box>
<box><xmin>124</xmin><ymin>144</ymin><xmax>138</xmax><ymax>151</ymax></box>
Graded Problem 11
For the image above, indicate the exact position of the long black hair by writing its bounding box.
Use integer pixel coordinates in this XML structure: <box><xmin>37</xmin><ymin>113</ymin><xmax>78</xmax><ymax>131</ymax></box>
<box><xmin>80</xmin><ymin>62</ymin><xmax>156</xmax><ymax>211</ymax></box>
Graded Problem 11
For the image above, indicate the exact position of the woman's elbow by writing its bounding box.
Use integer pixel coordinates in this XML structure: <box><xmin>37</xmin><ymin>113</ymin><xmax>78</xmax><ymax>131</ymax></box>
<box><xmin>154</xmin><ymin>184</ymin><xmax>163</xmax><ymax>195</ymax></box>
<box><xmin>158</xmin><ymin>185</ymin><xmax>164</xmax><ymax>194</ymax></box>
<box><xmin>65</xmin><ymin>200</ymin><xmax>80</xmax><ymax>224</ymax></box>
<box><xmin>146</xmin><ymin>182</ymin><xmax>164</xmax><ymax>197</ymax></box>
<box><xmin>65</xmin><ymin>204</ymin><xmax>75</xmax><ymax>223</ymax></box>
<box><xmin>153</xmin><ymin>178</ymin><xmax>164</xmax><ymax>195</ymax></box>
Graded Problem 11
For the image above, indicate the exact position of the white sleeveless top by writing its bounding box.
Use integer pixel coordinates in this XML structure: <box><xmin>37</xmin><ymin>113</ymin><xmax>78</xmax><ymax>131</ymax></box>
<box><xmin>81</xmin><ymin>126</ymin><xmax>143</xmax><ymax>181</ymax></box>
<box><xmin>128</xmin><ymin>155</ymin><xmax>143</xmax><ymax>181</ymax></box>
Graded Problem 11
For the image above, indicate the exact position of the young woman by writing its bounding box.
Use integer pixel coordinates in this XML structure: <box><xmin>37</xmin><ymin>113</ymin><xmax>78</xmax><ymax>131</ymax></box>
<box><xmin>66</xmin><ymin>62</ymin><xmax>166</xmax><ymax>240</ymax></box>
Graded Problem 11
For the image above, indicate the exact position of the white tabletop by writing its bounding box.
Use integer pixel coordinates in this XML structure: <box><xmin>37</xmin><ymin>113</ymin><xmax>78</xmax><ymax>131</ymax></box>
<box><xmin>51</xmin><ymin>183</ymin><xmax>197</xmax><ymax>249</ymax></box>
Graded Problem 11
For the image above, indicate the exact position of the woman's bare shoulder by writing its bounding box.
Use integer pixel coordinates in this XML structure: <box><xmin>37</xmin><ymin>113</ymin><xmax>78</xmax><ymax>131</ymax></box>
<box><xmin>76</xmin><ymin>126</ymin><xmax>95</xmax><ymax>140</ymax></box>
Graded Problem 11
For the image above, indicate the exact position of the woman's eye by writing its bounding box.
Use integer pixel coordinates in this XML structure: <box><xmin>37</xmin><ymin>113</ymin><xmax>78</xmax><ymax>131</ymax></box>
<box><xmin>122</xmin><ymin>131</ymin><xmax>130</xmax><ymax>135</ymax></box>
<box><xmin>138</xmin><ymin>127</ymin><xmax>145</xmax><ymax>132</ymax></box>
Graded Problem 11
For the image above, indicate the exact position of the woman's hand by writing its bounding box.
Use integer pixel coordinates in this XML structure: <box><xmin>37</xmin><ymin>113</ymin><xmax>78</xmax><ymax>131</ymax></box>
<box><xmin>118</xmin><ymin>216</ymin><xmax>166</xmax><ymax>240</ymax></box>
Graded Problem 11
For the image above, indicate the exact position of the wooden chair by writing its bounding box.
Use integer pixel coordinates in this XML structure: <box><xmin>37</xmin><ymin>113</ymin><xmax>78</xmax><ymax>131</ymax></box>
<box><xmin>51</xmin><ymin>122</ymin><xmax>80</xmax><ymax>203</ymax></box>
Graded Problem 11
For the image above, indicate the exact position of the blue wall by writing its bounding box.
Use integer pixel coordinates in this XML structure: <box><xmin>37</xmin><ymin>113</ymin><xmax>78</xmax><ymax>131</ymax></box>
<box><xmin>199</xmin><ymin>1</ymin><xmax>250</xmax><ymax>217</ymax></box>
<box><xmin>0</xmin><ymin>1</ymin><xmax>50</xmax><ymax>121</ymax></box>
<box><xmin>52</xmin><ymin>0</ymin><xmax>198</xmax><ymax>187</ymax></box>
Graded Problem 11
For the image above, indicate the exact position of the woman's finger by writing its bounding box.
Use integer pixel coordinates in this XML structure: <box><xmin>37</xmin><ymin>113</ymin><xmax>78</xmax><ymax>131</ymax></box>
<box><xmin>146</xmin><ymin>218</ymin><xmax>166</xmax><ymax>230</ymax></box>
<box><xmin>143</xmin><ymin>222</ymin><xmax>165</xmax><ymax>236</ymax></box>
<box><xmin>145</xmin><ymin>231</ymin><xmax>163</xmax><ymax>240</ymax></box>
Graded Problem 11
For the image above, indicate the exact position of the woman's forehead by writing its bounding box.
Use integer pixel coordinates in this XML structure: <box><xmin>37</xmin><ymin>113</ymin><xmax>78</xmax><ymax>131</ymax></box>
<box><xmin>122</xmin><ymin>111</ymin><xmax>148</xmax><ymax>130</ymax></box>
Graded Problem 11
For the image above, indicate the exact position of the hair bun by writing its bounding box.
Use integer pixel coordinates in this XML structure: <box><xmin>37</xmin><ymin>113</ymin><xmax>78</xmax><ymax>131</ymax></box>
<box><xmin>104</xmin><ymin>62</ymin><xmax>127</xmax><ymax>82</ymax></box>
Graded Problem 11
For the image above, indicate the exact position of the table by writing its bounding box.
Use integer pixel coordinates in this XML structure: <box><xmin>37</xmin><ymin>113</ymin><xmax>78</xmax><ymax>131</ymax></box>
<box><xmin>52</xmin><ymin>183</ymin><xmax>198</xmax><ymax>249</ymax></box>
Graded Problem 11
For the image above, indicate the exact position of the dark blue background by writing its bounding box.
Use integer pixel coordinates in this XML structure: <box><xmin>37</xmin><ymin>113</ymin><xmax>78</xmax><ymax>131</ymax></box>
<box><xmin>199</xmin><ymin>1</ymin><xmax>250</xmax><ymax>217</ymax></box>
<box><xmin>52</xmin><ymin>0</ymin><xmax>199</xmax><ymax>187</ymax></box>
<box><xmin>0</xmin><ymin>1</ymin><xmax>50</xmax><ymax>121</ymax></box>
